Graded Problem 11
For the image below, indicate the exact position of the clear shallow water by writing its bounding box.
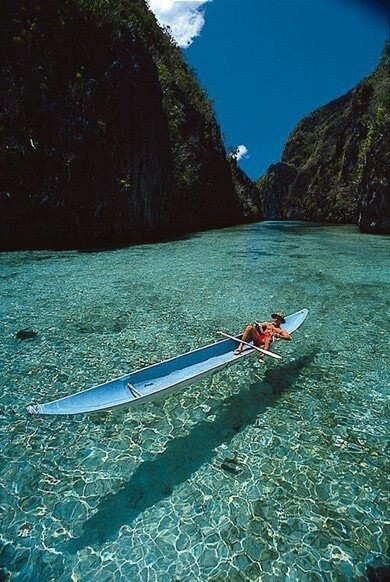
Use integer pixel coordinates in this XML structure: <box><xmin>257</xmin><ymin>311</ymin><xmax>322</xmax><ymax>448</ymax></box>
<box><xmin>0</xmin><ymin>221</ymin><xmax>389</xmax><ymax>581</ymax></box>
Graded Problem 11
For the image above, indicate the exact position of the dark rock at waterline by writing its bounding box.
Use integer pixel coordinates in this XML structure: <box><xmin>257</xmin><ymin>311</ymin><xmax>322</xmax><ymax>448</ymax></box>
<box><xmin>16</xmin><ymin>329</ymin><xmax>37</xmax><ymax>340</ymax></box>
<box><xmin>358</xmin><ymin>124</ymin><xmax>390</xmax><ymax>234</ymax></box>
<box><xmin>0</xmin><ymin>0</ymin><xmax>260</xmax><ymax>251</ymax></box>
<box><xmin>258</xmin><ymin>43</ymin><xmax>390</xmax><ymax>234</ymax></box>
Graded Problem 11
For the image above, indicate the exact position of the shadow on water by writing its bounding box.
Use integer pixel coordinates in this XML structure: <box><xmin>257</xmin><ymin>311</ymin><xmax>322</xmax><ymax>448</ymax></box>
<box><xmin>77</xmin><ymin>231</ymin><xmax>194</xmax><ymax>254</ymax></box>
<box><xmin>67</xmin><ymin>350</ymin><xmax>318</xmax><ymax>553</ymax></box>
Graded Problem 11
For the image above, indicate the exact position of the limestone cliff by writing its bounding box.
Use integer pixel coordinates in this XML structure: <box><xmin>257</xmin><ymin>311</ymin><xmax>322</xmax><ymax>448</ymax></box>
<box><xmin>257</xmin><ymin>44</ymin><xmax>389</xmax><ymax>234</ymax></box>
<box><xmin>0</xmin><ymin>0</ymin><xmax>259</xmax><ymax>251</ymax></box>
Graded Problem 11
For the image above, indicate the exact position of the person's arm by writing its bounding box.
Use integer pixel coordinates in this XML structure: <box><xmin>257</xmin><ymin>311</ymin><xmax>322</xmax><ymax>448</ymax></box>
<box><xmin>276</xmin><ymin>328</ymin><xmax>291</xmax><ymax>340</ymax></box>
<box><xmin>254</xmin><ymin>321</ymin><xmax>267</xmax><ymax>332</ymax></box>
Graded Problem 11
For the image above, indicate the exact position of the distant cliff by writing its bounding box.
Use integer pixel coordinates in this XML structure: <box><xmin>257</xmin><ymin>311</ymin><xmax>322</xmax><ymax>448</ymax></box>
<box><xmin>258</xmin><ymin>44</ymin><xmax>389</xmax><ymax>234</ymax></box>
<box><xmin>0</xmin><ymin>0</ymin><xmax>260</xmax><ymax>251</ymax></box>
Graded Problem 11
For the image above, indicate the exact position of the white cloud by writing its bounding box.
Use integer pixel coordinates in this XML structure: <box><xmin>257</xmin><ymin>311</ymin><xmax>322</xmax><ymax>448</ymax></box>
<box><xmin>147</xmin><ymin>0</ymin><xmax>210</xmax><ymax>48</ymax></box>
<box><xmin>232</xmin><ymin>145</ymin><xmax>249</xmax><ymax>161</ymax></box>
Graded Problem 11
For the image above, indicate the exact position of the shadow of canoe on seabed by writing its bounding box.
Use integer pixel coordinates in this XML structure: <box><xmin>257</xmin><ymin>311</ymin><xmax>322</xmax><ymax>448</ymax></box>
<box><xmin>66</xmin><ymin>349</ymin><xmax>319</xmax><ymax>553</ymax></box>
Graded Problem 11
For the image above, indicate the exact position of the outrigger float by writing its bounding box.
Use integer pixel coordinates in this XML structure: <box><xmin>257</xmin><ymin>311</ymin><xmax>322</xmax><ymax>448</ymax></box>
<box><xmin>27</xmin><ymin>309</ymin><xmax>308</xmax><ymax>416</ymax></box>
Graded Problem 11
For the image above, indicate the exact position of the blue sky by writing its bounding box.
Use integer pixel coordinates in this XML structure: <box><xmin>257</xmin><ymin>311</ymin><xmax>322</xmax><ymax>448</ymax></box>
<box><xmin>149</xmin><ymin>1</ymin><xmax>388</xmax><ymax>179</ymax></box>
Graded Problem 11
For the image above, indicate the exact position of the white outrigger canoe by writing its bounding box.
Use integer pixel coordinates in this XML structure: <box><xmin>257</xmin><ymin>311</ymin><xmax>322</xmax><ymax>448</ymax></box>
<box><xmin>27</xmin><ymin>309</ymin><xmax>308</xmax><ymax>416</ymax></box>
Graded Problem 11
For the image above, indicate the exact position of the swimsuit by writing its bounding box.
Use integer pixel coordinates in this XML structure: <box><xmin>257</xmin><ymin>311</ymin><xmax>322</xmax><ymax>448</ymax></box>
<box><xmin>253</xmin><ymin>330</ymin><xmax>271</xmax><ymax>347</ymax></box>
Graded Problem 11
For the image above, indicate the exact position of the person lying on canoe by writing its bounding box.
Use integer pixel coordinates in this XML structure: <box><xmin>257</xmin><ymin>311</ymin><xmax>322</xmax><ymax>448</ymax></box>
<box><xmin>234</xmin><ymin>312</ymin><xmax>292</xmax><ymax>355</ymax></box>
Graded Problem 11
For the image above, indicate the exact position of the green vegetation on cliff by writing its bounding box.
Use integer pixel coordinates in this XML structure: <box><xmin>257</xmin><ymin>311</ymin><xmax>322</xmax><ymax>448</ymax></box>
<box><xmin>0</xmin><ymin>0</ymin><xmax>260</xmax><ymax>250</ymax></box>
<box><xmin>257</xmin><ymin>43</ymin><xmax>389</xmax><ymax>234</ymax></box>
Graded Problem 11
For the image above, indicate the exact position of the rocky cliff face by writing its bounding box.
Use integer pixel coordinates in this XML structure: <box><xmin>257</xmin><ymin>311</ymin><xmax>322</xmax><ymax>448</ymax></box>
<box><xmin>258</xmin><ymin>45</ymin><xmax>389</xmax><ymax>234</ymax></box>
<box><xmin>0</xmin><ymin>0</ymin><xmax>259</xmax><ymax>251</ymax></box>
<box><xmin>228</xmin><ymin>158</ymin><xmax>262</xmax><ymax>220</ymax></box>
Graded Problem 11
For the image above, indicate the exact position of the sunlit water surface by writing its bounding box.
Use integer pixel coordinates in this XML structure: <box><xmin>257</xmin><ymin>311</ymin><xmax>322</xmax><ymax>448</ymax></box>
<box><xmin>0</xmin><ymin>222</ymin><xmax>389</xmax><ymax>581</ymax></box>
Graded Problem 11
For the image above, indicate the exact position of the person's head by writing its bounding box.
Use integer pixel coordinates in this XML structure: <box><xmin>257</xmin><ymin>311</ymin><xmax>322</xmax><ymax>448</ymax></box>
<box><xmin>271</xmin><ymin>311</ymin><xmax>286</xmax><ymax>325</ymax></box>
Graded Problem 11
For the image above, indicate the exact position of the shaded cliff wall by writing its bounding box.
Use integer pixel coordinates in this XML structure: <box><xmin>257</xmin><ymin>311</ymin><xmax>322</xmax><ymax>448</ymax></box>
<box><xmin>0</xmin><ymin>0</ymin><xmax>260</xmax><ymax>251</ymax></box>
<box><xmin>257</xmin><ymin>44</ymin><xmax>389</xmax><ymax>234</ymax></box>
<box><xmin>228</xmin><ymin>158</ymin><xmax>262</xmax><ymax>220</ymax></box>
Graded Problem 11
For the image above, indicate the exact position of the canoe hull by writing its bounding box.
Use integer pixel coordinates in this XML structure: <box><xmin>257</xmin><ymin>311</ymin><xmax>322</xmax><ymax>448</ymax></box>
<box><xmin>27</xmin><ymin>343</ymin><xmax>252</xmax><ymax>415</ymax></box>
<box><xmin>27</xmin><ymin>309</ymin><xmax>308</xmax><ymax>416</ymax></box>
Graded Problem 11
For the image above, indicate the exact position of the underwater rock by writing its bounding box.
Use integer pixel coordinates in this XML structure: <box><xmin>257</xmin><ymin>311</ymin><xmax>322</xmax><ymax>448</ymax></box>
<box><xmin>18</xmin><ymin>523</ymin><xmax>33</xmax><ymax>537</ymax></box>
<box><xmin>220</xmin><ymin>463</ymin><xmax>240</xmax><ymax>476</ymax></box>
<box><xmin>16</xmin><ymin>329</ymin><xmax>37</xmax><ymax>340</ymax></box>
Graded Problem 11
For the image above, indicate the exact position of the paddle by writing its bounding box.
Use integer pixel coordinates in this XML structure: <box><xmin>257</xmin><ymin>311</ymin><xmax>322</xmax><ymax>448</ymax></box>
<box><xmin>218</xmin><ymin>332</ymin><xmax>282</xmax><ymax>360</ymax></box>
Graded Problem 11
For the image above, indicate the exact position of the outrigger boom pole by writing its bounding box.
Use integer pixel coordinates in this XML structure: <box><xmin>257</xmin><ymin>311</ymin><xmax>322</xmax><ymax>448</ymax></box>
<box><xmin>218</xmin><ymin>332</ymin><xmax>282</xmax><ymax>360</ymax></box>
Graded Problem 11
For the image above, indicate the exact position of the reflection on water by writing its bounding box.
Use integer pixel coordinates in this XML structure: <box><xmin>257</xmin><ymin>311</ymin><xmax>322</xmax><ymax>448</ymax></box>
<box><xmin>0</xmin><ymin>222</ymin><xmax>389</xmax><ymax>580</ymax></box>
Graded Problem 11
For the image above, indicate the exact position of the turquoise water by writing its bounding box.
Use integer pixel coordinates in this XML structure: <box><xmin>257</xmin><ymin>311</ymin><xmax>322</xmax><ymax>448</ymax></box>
<box><xmin>0</xmin><ymin>221</ymin><xmax>389</xmax><ymax>581</ymax></box>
